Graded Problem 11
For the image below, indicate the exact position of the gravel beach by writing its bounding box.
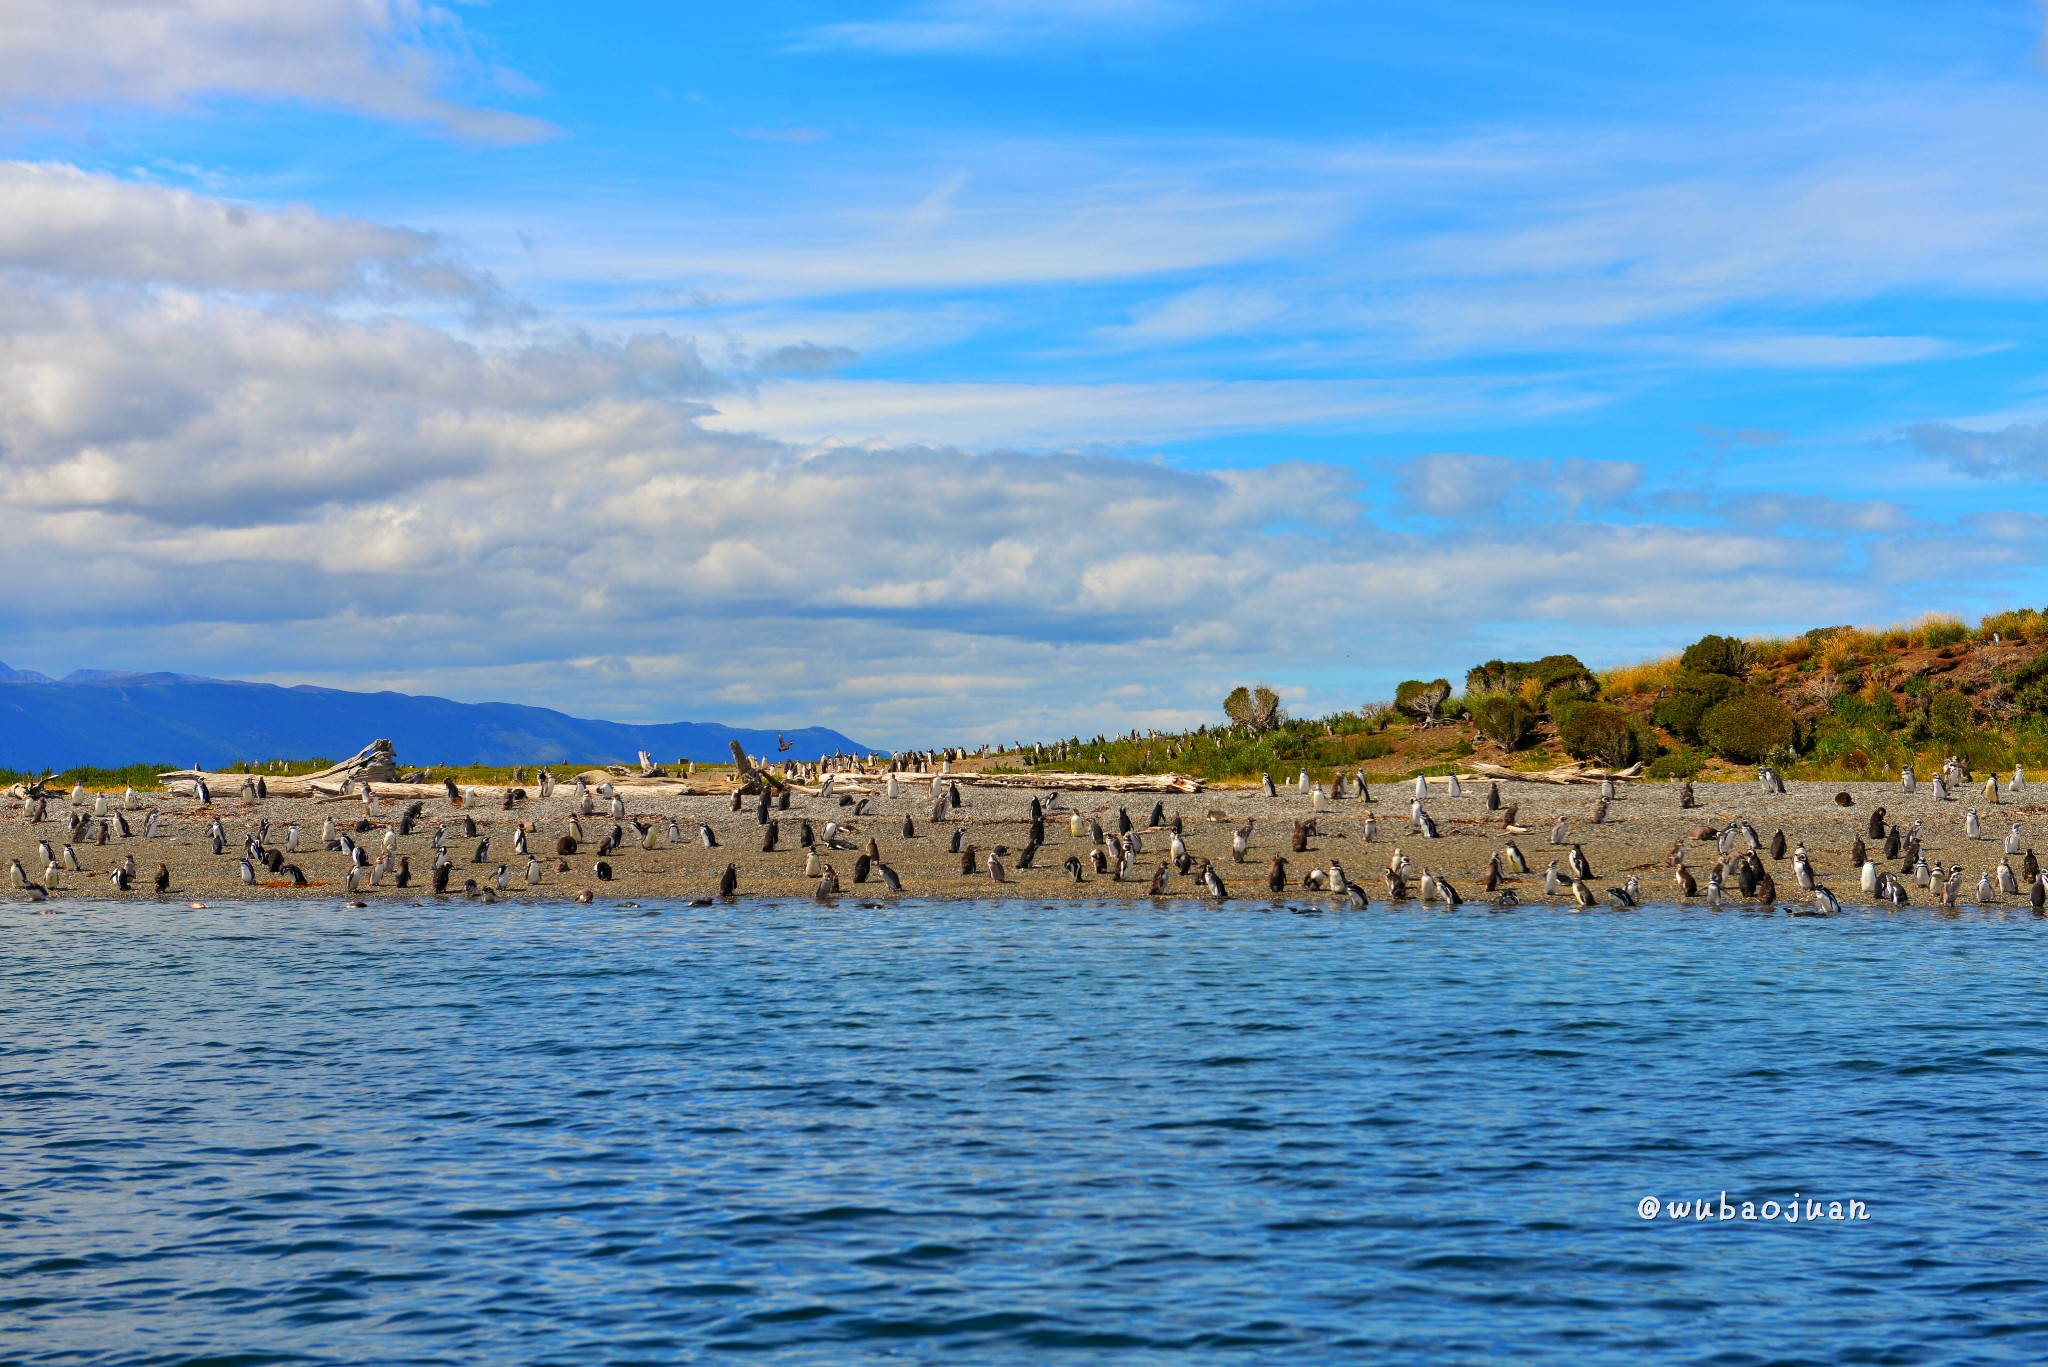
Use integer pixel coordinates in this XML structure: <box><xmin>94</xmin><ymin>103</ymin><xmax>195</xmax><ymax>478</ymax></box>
<box><xmin>9</xmin><ymin>774</ymin><xmax>2043</xmax><ymax>910</ymax></box>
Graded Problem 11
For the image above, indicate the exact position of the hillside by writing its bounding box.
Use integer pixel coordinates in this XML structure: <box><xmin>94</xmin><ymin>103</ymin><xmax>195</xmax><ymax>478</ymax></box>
<box><xmin>1012</xmin><ymin>610</ymin><xmax>2048</xmax><ymax>785</ymax></box>
<box><xmin>0</xmin><ymin>669</ymin><xmax>865</xmax><ymax>772</ymax></box>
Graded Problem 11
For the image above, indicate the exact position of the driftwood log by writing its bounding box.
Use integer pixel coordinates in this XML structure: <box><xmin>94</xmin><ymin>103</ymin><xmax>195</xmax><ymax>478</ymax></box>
<box><xmin>1468</xmin><ymin>760</ymin><xmax>1645</xmax><ymax>786</ymax></box>
<box><xmin>792</xmin><ymin>770</ymin><xmax>1205</xmax><ymax>796</ymax></box>
<box><xmin>158</xmin><ymin>739</ymin><xmax>402</xmax><ymax>798</ymax></box>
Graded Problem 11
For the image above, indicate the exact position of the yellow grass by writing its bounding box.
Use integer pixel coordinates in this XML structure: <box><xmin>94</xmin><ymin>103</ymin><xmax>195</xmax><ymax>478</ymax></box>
<box><xmin>1599</xmin><ymin>655</ymin><xmax>1680</xmax><ymax>697</ymax></box>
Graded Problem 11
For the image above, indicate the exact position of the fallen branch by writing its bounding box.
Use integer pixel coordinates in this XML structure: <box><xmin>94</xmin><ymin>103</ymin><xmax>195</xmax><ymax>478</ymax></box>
<box><xmin>1468</xmin><ymin>760</ymin><xmax>1646</xmax><ymax>785</ymax></box>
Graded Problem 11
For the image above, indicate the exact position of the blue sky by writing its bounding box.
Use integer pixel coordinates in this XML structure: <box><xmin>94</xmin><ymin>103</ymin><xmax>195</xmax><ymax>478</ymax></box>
<box><xmin>3</xmin><ymin>1</ymin><xmax>2048</xmax><ymax>744</ymax></box>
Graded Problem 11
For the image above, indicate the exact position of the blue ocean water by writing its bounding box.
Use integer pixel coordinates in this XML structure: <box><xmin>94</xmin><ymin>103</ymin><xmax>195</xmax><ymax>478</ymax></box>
<box><xmin>4</xmin><ymin>898</ymin><xmax>2047</xmax><ymax>1365</ymax></box>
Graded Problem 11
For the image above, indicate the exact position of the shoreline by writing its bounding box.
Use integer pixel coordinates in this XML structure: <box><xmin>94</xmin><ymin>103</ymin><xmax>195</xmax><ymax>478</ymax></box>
<box><xmin>10</xmin><ymin>777</ymin><xmax>2044</xmax><ymax>911</ymax></box>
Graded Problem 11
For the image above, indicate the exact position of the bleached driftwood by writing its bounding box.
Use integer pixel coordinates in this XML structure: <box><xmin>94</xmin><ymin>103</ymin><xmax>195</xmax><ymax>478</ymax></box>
<box><xmin>159</xmin><ymin>739</ymin><xmax>402</xmax><ymax>798</ymax></box>
<box><xmin>1468</xmin><ymin>760</ymin><xmax>1644</xmax><ymax>786</ymax></box>
<box><xmin>770</xmin><ymin>770</ymin><xmax>1205</xmax><ymax>797</ymax></box>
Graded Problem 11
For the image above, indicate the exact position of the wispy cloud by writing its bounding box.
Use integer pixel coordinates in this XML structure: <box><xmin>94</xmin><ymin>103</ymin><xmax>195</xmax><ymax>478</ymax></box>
<box><xmin>0</xmin><ymin>0</ymin><xmax>553</xmax><ymax>142</ymax></box>
<box><xmin>1905</xmin><ymin>419</ymin><xmax>2048</xmax><ymax>477</ymax></box>
<box><xmin>805</xmin><ymin>0</ymin><xmax>1190</xmax><ymax>54</ymax></box>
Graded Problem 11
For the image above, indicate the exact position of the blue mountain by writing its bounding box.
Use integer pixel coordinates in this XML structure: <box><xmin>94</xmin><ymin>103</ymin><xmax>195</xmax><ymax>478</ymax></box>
<box><xmin>0</xmin><ymin>667</ymin><xmax>867</xmax><ymax>771</ymax></box>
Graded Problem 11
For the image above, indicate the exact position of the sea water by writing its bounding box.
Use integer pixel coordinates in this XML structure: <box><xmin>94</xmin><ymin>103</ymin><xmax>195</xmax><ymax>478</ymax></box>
<box><xmin>4</xmin><ymin>898</ymin><xmax>2047</xmax><ymax>1364</ymax></box>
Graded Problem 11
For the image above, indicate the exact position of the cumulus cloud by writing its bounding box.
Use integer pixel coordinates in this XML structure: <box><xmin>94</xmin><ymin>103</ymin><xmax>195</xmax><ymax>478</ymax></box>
<box><xmin>0</xmin><ymin>0</ymin><xmax>550</xmax><ymax>142</ymax></box>
<box><xmin>0</xmin><ymin>162</ymin><xmax>506</xmax><ymax>306</ymax></box>
<box><xmin>0</xmin><ymin>162</ymin><xmax>1993</xmax><ymax>741</ymax></box>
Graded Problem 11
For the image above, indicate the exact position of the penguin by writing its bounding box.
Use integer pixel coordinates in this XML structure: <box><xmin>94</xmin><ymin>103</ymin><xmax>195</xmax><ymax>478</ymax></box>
<box><xmin>1769</xmin><ymin>830</ymin><xmax>1786</xmax><ymax>861</ymax></box>
<box><xmin>526</xmin><ymin>857</ymin><xmax>541</xmax><ymax>885</ymax></box>
<box><xmin>1754</xmin><ymin>869</ymin><xmax>1777</xmax><ymax>905</ymax></box>
<box><xmin>1362</xmin><ymin>812</ymin><xmax>1377</xmax><ymax>842</ymax></box>
<box><xmin>431</xmin><ymin>862</ymin><xmax>451</xmax><ymax>895</ymax></box>
<box><xmin>2007</xmin><ymin>823</ymin><xmax>2024</xmax><ymax>856</ymax></box>
<box><xmin>718</xmin><ymin>863</ymin><xmax>739</xmax><ymax>897</ymax></box>
<box><xmin>1551</xmin><ymin>815</ymin><xmax>1568</xmax><ymax>846</ymax></box>
<box><xmin>1503</xmin><ymin>839</ymin><xmax>1528</xmax><ymax>873</ymax></box>
<box><xmin>396</xmin><ymin>856</ymin><xmax>412</xmax><ymax>889</ymax></box>
<box><xmin>699</xmin><ymin>822</ymin><xmax>719</xmax><ymax>848</ymax></box>
<box><xmin>1543</xmin><ymin>861</ymin><xmax>1562</xmax><ymax>896</ymax></box>
<box><xmin>238</xmin><ymin>857</ymin><xmax>256</xmax><ymax>885</ymax></box>
<box><xmin>1201</xmin><ymin>862</ymin><xmax>1227</xmax><ymax>899</ymax></box>
<box><xmin>1231</xmin><ymin>823</ymin><xmax>1249</xmax><ymax>863</ymax></box>
<box><xmin>1567</xmin><ymin>844</ymin><xmax>1593</xmax><ymax>880</ymax></box>
<box><xmin>1570</xmin><ymin>879</ymin><xmax>1596</xmax><ymax>909</ymax></box>
<box><xmin>987</xmin><ymin>851</ymin><xmax>1006</xmax><ymax>884</ymax></box>
<box><xmin>1868</xmin><ymin>807</ymin><xmax>1887</xmax><ymax>840</ymax></box>
<box><xmin>762</xmin><ymin>820</ymin><xmax>780</xmax><ymax>853</ymax></box>
<box><xmin>1812</xmin><ymin>885</ymin><xmax>1841</xmax><ymax>916</ymax></box>
<box><xmin>1267</xmin><ymin>855</ymin><xmax>1288</xmax><ymax>895</ymax></box>
<box><xmin>473</xmin><ymin>837</ymin><xmax>490</xmax><ymax>864</ymax></box>
<box><xmin>594</xmin><ymin>861</ymin><xmax>613</xmax><ymax>882</ymax></box>
<box><xmin>879</xmin><ymin>863</ymin><xmax>903</xmax><ymax>893</ymax></box>
<box><xmin>1487</xmin><ymin>782</ymin><xmax>1501</xmax><ymax>811</ymax></box>
<box><xmin>1063</xmin><ymin>855</ymin><xmax>1086</xmax><ymax>883</ymax></box>
<box><xmin>1967</xmin><ymin>807</ymin><xmax>1983</xmax><ymax>841</ymax></box>
<box><xmin>959</xmin><ymin>844</ymin><xmax>979</xmax><ymax>876</ymax></box>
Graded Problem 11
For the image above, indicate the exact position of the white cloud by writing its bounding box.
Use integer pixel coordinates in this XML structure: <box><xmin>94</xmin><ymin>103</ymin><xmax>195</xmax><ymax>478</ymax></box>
<box><xmin>0</xmin><ymin>161</ymin><xmax>502</xmax><ymax>304</ymax></box>
<box><xmin>697</xmin><ymin>376</ymin><xmax>1498</xmax><ymax>448</ymax></box>
<box><xmin>1905</xmin><ymin>419</ymin><xmax>2048</xmax><ymax>477</ymax></box>
<box><xmin>0</xmin><ymin>0</ymin><xmax>551</xmax><ymax>141</ymax></box>
<box><xmin>0</xmin><ymin>162</ymin><xmax>2020</xmax><ymax>741</ymax></box>
<box><xmin>806</xmin><ymin>0</ymin><xmax>1188</xmax><ymax>54</ymax></box>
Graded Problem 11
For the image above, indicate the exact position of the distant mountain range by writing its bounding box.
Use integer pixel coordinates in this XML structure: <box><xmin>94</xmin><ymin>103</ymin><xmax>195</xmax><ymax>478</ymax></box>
<box><xmin>0</xmin><ymin>666</ymin><xmax>867</xmax><ymax>772</ymax></box>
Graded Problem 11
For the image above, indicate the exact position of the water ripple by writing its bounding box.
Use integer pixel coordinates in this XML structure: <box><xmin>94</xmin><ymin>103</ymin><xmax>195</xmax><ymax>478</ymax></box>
<box><xmin>3</xmin><ymin>899</ymin><xmax>2048</xmax><ymax>1363</ymax></box>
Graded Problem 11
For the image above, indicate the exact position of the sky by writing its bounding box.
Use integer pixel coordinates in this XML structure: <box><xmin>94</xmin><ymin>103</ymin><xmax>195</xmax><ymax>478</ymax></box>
<box><xmin>4</xmin><ymin>1</ymin><xmax>2048</xmax><ymax>746</ymax></box>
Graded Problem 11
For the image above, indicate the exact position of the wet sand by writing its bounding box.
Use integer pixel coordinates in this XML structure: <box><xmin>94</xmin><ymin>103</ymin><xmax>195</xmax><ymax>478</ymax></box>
<box><xmin>9</xmin><ymin>776</ymin><xmax>2043</xmax><ymax>910</ymax></box>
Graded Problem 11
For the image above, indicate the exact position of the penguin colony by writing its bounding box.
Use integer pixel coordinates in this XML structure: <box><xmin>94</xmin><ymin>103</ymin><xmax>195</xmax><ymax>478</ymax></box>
<box><xmin>3</xmin><ymin>755</ymin><xmax>2039</xmax><ymax>914</ymax></box>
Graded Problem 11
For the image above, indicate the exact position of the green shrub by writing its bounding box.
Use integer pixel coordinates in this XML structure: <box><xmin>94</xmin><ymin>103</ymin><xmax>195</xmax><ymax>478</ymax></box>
<box><xmin>1530</xmin><ymin>654</ymin><xmax>1597</xmax><ymax>695</ymax></box>
<box><xmin>1469</xmin><ymin>694</ymin><xmax>1535</xmax><ymax>749</ymax></box>
<box><xmin>1679</xmin><ymin>633</ymin><xmax>1748</xmax><ymax>676</ymax></box>
<box><xmin>1929</xmin><ymin>688</ymin><xmax>1973</xmax><ymax>740</ymax></box>
<box><xmin>1700</xmin><ymin>692</ymin><xmax>1800</xmax><ymax>763</ymax></box>
<box><xmin>1920</xmin><ymin>618</ymin><xmax>1970</xmax><ymax>648</ymax></box>
<box><xmin>1466</xmin><ymin>660</ymin><xmax>1510</xmax><ymax>694</ymax></box>
<box><xmin>1394</xmin><ymin>678</ymin><xmax>1452</xmax><ymax>721</ymax></box>
<box><xmin>1222</xmin><ymin>684</ymin><xmax>1284</xmax><ymax>734</ymax></box>
<box><xmin>1547</xmin><ymin>691</ymin><xmax>1595</xmax><ymax>731</ymax></box>
<box><xmin>1557</xmin><ymin>701</ymin><xmax>1639</xmax><ymax>766</ymax></box>
<box><xmin>1646</xmin><ymin>749</ymin><xmax>1706</xmax><ymax>779</ymax></box>
<box><xmin>1652</xmin><ymin>670</ymin><xmax>1739</xmax><ymax>742</ymax></box>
